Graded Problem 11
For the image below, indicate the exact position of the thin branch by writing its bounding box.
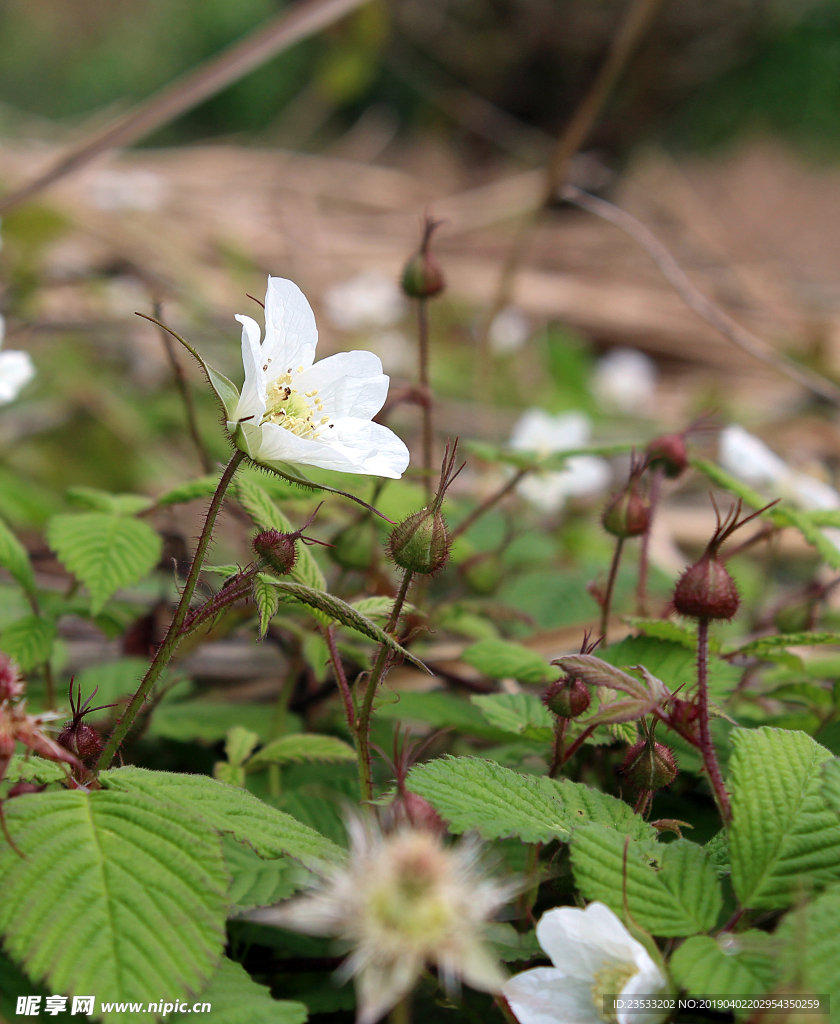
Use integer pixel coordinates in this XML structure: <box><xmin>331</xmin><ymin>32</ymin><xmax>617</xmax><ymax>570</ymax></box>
<box><xmin>563</xmin><ymin>184</ymin><xmax>840</xmax><ymax>407</ymax></box>
<box><xmin>0</xmin><ymin>0</ymin><xmax>372</xmax><ymax>215</ymax></box>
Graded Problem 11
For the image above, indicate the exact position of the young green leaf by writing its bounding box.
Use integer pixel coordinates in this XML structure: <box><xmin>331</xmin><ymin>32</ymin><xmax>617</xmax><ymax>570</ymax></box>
<box><xmin>728</xmin><ymin>633</ymin><xmax>840</xmax><ymax>659</ymax></box>
<box><xmin>775</xmin><ymin>888</ymin><xmax>840</xmax><ymax>1012</ymax></box>
<box><xmin>100</xmin><ymin>766</ymin><xmax>344</xmax><ymax>868</ymax></box>
<box><xmin>65</xmin><ymin>486</ymin><xmax>154</xmax><ymax>515</ymax></box>
<box><xmin>252</xmin><ymin>575</ymin><xmax>280</xmax><ymax>638</ymax></box>
<box><xmin>461</xmin><ymin>638</ymin><xmax>555</xmax><ymax>684</ymax></box>
<box><xmin>174</xmin><ymin>957</ymin><xmax>308</xmax><ymax>1024</ymax></box>
<box><xmin>0</xmin><ymin>615</ymin><xmax>56</xmax><ymax>672</ymax></box>
<box><xmin>669</xmin><ymin>932</ymin><xmax>775</xmax><ymax>999</ymax></box>
<box><xmin>4</xmin><ymin>754</ymin><xmax>68</xmax><ymax>786</ymax></box>
<box><xmin>406</xmin><ymin>756</ymin><xmax>653</xmax><ymax>843</ymax></box>
<box><xmin>222</xmin><ymin>838</ymin><xmax>307</xmax><ymax>913</ymax></box>
<box><xmin>470</xmin><ymin>693</ymin><xmax>554</xmax><ymax>742</ymax></box>
<box><xmin>0</xmin><ymin>789</ymin><xmax>228</xmax><ymax>1021</ymax></box>
<box><xmin>146</xmin><ymin>701</ymin><xmax>277</xmax><ymax>743</ymax></box>
<box><xmin>729</xmin><ymin>727</ymin><xmax>840</xmax><ymax>909</ymax></box>
<box><xmin>225</xmin><ymin>727</ymin><xmax>261</xmax><ymax>768</ymax></box>
<box><xmin>47</xmin><ymin>512</ymin><xmax>162</xmax><ymax>614</ymax></box>
<box><xmin>599</xmin><ymin>635</ymin><xmax>739</xmax><ymax>698</ymax></box>
<box><xmin>245</xmin><ymin>734</ymin><xmax>356</xmax><ymax>771</ymax></box>
<box><xmin>570</xmin><ymin>826</ymin><xmax>723</xmax><ymax>936</ymax></box>
<box><xmin>0</xmin><ymin>516</ymin><xmax>35</xmax><ymax>597</ymax></box>
<box><xmin>156</xmin><ymin>474</ymin><xmax>222</xmax><ymax>507</ymax></box>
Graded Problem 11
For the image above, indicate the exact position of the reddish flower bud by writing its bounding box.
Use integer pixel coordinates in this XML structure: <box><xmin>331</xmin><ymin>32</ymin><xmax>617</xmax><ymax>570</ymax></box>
<box><xmin>621</xmin><ymin>738</ymin><xmax>678</xmax><ymax>790</ymax></box>
<box><xmin>543</xmin><ymin>677</ymin><xmax>591</xmax><ymax>719</ymax></box>
<box><xmin>602</xmin><ymin>485</ymin><xmax>650</xmax><ymax>538</ymax></box>
<box><xmin>388</xmin><ymin>507</ymin><xmax>450</xmax><ymax>575</ymax></box>
<box><xmin>673</xmin><ymin>552</ymin><xmax>740</xmax><ymax>621</ymax></box>
<box><xmin>646</xmin><ymin>433</ymin><xmax>688</xmax><ymax>478</ymax></box>
<box><xmin>253</xmin><ymin>529</ymin><xmax>298</xmax><ymax>576</ymax></box>
<box><xmin>400</xmin><ymin>791</ymin><xmax>447</xmax><ymax>834</ymax></box>
<box><xmin>58</xmin><ymin>721</ymin><xmax>103</xmax><ymax>767</ymax></box>
<box><xmin>402</xmin><ymin>251</ymin><xmax>446</xmax><ymax>299</ymax></box>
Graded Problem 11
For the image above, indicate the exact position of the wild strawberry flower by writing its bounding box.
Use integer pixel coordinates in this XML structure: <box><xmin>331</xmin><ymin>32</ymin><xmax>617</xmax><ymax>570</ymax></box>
<box><xmin>222</xmin><ymin>277</ymin><xmax>409</xmax><ymax>479</ymax></box>
<box><xmin>510</xmin><ymin>410</ymin><xmax>611</xmax><ymax>514</ymax></box>
<box><xmin>246</xmin><ymin>817</ymin><xmax>514</xmax><ymax>1024</ymax></box>
<box><xmin>0</xmin><ymin>315</ymin><xmax>35</xmax><ymax>406</ymax></box>
<box><xmin>503</xmin><ymin>902</ymin><xmax>668</xmax><ymax>1024</ymax></box>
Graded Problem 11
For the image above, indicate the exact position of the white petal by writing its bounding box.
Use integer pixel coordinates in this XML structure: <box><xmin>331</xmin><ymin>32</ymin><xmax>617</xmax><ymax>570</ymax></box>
<box><xmin>294</xmin><ymin>350</ymin><xmax>390</xmax><ymax>419</ymax></box>
<box><xmin>517</xmin><ymin>473</ymin><xmax>575</xmax><ymax>514</ymax></box>
<box><xmin>592</xmin><ymin>348</ymin><xmax>658</xmax><ymax>414</ymax></box>
<box><xmin>354</xmin><ymin>953</ymin><xmax>423</xmax><ymax>1024</ymax></box>
<box><xmin>617</xmin><ymin>961</ymin><xmax>669</xmax><ymax>1024</ymax></box>
<box><xmin>456</xmin><ymin>940</ymin><xmax>507</xmax><ymax>995</ymax></box>
<box><xmin>232</xmin><ymin>314</ymin><xmax>266</xmax><ymax>421</ymax></box>
<box><xmin>253</xmin><ymin>418</ymin><xmax>409</xmax><ymax>479</ymax></box>
<box><xmin>536</xmin><ymin>904</ymin><xmax>640</xmax><ymax>978</ymax></box>
<box><xmin>503</xmin><ymin>968</ymin><xmax>602</xmax><ymax>1024</ymax></box>
<box><xmin>516</xmin><ymin>457</ymin><xmax>610</xmax><ymax>514</ymax></box>
<box><xmin>0</xmin><ymin>350</ymin><xmax>35</xmax><ymax>404</ymax></box>
<box><xmin>510</xmin><ymin>410</ymin><xmax>591</xmax><ymax>456</ymax></box>
<box><xmin>719</xmin><ymin>425</ymin><xmax>787</xmax><ymax>487</ymax></box>
<box><xmin>262</xmin><ymin>276</ymin><xmax>319</xmax><ymax>378</ymax></box>
<box><xmin>781</xmin><ymin>471</ymin><xmax>840</xmax><ymax>511</ymax></box>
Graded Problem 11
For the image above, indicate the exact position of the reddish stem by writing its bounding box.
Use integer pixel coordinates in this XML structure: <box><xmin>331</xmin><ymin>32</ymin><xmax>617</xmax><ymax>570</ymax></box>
<box><xmin>324</xmin><ymin>623</ymin><xmax>355</xmax><ymax>736</ymax></box>
<box><xmin>697</xmin><ymin>617</ymin><xmax>732</xmax><ymax>823</ymax></box>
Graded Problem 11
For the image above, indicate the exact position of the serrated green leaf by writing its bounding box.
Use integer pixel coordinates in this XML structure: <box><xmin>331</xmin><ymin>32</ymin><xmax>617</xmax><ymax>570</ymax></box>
<box><xmin>301</xmin><ymin>631</ymin><xmax>329</xmax><ymax>683</ymax></box>
<box><xmin>65</xmin><ymin>486</ymin><xmax>154</xmax><ymax>515</ymax></box>
<box><xmin>775</xmin><ymin>888</ymin><xmax>840</xmax><ymax>1019</ymax></box>
<box><xmin>235</xmin><ymin>477</ymin><xmax>326</xmax><ymax>592</ymax></box>
<box><xmin>470</xmin><ymin>693</ymin><xmax>554</xmax><ymax>741</ymax></box>
<box><xmin>226</xmin><ymin>727</ymin><xmax>261</xmax><ymax>768</ymax></box>
<box><xmin>351</xmin><ymin>596</ymin><xmax>416</xmax><ymax>620</ymax></box>
<box><xmin>267</xmin><ymin>580</ymin><xmax>429</xmax><ymax>673</ymax></box>
<box><xmin>157</xmin><ymin>474</ymin><xmax>222</xmax><ymax>507</ymax></box>
<box><xmin>100</xmin><ymin>766</ymin><xmax>344</xmax><ymax>868</ymax></box>
<box><xmin>600</xmin><ymin>635</ymin><xmax>740</xmax><ymax>699</ymax></box>
<box><xmin>246</xmin><ymin>734</ymin><xmax>356</xmax><ymax>771</ymax></box>
<box><xmin>705</xmin><ymin>830</ymin><xmax>730</xmax><ymax>878</ymax></box>
<box><xmin>5</xmin><ymin>754</ymin><xmax>68</xmax><ymax>786</ymax></box>
<box><xmin>0</xmin><ymin>788</ymin><xmax>227</xmax><ymax>1021</ymax></box>
<box><xmin>670</xmin><ymin>932</ymin><xmax>776</xmax><ymax>999</ymax></box>
<box><xmin>461</xmin><ymin>638</ymin><xmax>555</xmax><ymax>684</ymax></box>
<box><xmin>214</xmin><ymin>762</ymin><xmax>246</xmax><ymax>787</ymax></box>
<box><xmin>222</xmin><ymin>838</ymin><xmax>306</xmax><ymax>913</ymax></box>
<box><xmin>730</xmin><ymin>632</ymin><xmax>840</xmax><ymax>658</ymax></box>
<box><xmin>729</xmin><ymin>727</ymin><xmax>840</xmax><ymax>909</ymax></box>
<box><xmin>0</xmin><ymin>516</ymin><xmax>35</xmax><ymax>596</ymax></box>
<box><xmin>406</xmin><ymin>756</ymin><xmax>653</xmax><ymax>843</ymax></box>
<box><xmin>624</xmin><ymin>618</ymin><xmax>699</xmax><ymax>650</ymax></box>
<box><xmin>570</xmin><ymin>826</ymin><xmax>723</xmax><ymax>936</ymax></box>
<box><xmin>0</xmin><ymin>615</ymin><xmax>56</xmax><ymax>671</ymax></box>
<box><xmin>202</xmin><ymin>564</ymin><xmax>243</xmax><ymax>577</ymax></box>
<box><xmin>175</xmin><ymin>958</ymin><xmax>308</xmax><ymax>1024</ymax></box>
<box><xmin>253</xmin><ymin>575</ymin><xmax>280</xmax><ymax>638</ymax></box>
<box><xmin>47</xmin><ymin>512</ymin><xmax>162</xmax><ymax>614</ymax></box>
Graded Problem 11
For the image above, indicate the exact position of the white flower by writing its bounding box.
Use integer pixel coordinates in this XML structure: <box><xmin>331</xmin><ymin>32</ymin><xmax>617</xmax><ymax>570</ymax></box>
<box><xmin>510</xmin><ymin>409</ymin><xmax>611</xmax><ymax>514</ymax></box>
<box><xmin>503</xmin><ymin>902</ymin><xmax>668</xmax><ymax>1024</ymax></box>
<box><xmin>324</xmin><ymin>271</ymin><xmax>406</xmax><ymax>331</ymax></box>
<box><xmin>489</xmin><ymin>306</ymin><xmax>530</xmax><ymax>354</ymax></box>
<box><xmin>246</xmin><ymin>819</ymin><xmax>514</xmax><ymax>1024</ymax></box>
<box><xmin>591</xmin><ymin>348</ymin><xmax>658</xmax><ymax>415</ymax></box>
<box><xmin>0</xmin><ymin>316</ymin><xmax>35</xmax><ymax>405</ymax></box>
<box><xmin>229</xmin><ymin>277</ymin><xmax>410</xmax><ymax>479</ymax></box>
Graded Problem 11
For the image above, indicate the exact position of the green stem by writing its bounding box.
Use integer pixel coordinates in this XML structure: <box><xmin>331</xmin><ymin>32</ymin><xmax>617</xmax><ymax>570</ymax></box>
<box><xmin>96</xmin><ymin>449</ymin><xmax>246</xmax><ymax>770</ymax></box>
<box><xmin>600</xmin><ymin>536</ymin><xmax>624</xmax><ymax>639</ymax></box>
<box><xmin>355</xmin><ymin>571</ymin><xmax>414</xmax><ymax>801</ymax></box>
<box><xmin>697</xmin><ymin>617</ymin><xmax>732</xmax><ymax>823</ymax></box>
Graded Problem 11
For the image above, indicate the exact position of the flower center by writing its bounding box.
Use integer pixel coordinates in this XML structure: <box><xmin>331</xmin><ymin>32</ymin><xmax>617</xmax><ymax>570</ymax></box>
<box><xmin>591</xmin><ymin>962</ymin><xmax>637</xmax><ymax>1023</ymax></box>
<box><xmin>261</xmin><ymin>369</ymin><xmax>330</xmax><ymax>439</ymax></box>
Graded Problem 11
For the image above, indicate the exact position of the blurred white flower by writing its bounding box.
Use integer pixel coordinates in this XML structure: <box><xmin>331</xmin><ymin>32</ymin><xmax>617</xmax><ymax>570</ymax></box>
<box><xmin>229</xmin><ymin>277</ymin><xmax>409</xmax><ymax>479</ymax></box>
<box><xmin>88</xmin><ymin>169</ymin><xmax>168</xmax><ymax>212</ymax></box>
<box><xmin>592</xmin><ymin>348</ymin><xmax>658</xmax><ymax>415</ymax></box>
<box><xmin>0</xmin><ymin>316</ymin><xmax>35</xmax><ymax>405</ymax></box>
<box><xmin>247</xmin><ymin>819</ymin><xmax>514</xmax><ymax>1024</ymax></box>
<box><xmin>324</xmin><ymin>271</ymin><xmax>406</xmax><ymax>331</ymax></box>
<box><xmin>503</xmin><ymin>902</ymin><xmax>668</xmax><ymax>1024</ymax></box>
<box><xmin>510</xmin><ymin>409</ymin><xmax>611</xmax><ymax>514</ymax></box>
<box><xmin>489</xmin><ymin>306</ymin><xmax>530</xmax><ymax>355</ymax></box>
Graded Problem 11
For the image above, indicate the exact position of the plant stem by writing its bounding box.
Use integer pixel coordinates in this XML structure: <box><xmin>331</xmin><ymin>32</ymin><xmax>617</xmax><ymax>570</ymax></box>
<box><xmin>696</xmin><ymin>617</ymin><xmax>732</xmax><ymax>823</ymax></box>
<box><xmin>600</xmin><ymin>536</ymin><xmax>625</xmax><ymax>639</ymax></box>
<box><xmin>96</xmin><ymin>449</ymin><xmax>246</xmax><ymax>770</ymax></box>
<box><xmin>325</xmin><ymin>623</ymin><xmax>356</xmax><ymax>735</ymax></box>
<box><xmin>417</xmin><ymin>297</ymin><xmax>434</xmax><ymax>503</ymax></box>
<box><xmin>559</xmin><ymin>723</ymin><xmax>597</xmax><ymax>767</ymax></box>
<box><xmin>355</xmin><ymin>571</ymin><xmax>414</xmax><ymax>801</ymax></box>
<box><xmin>549</xmin><ymin>717</ymin><xmax>568</xmax><ymax>778</ymax></box>
<box><xmin>636</xmin><ymin>465</ymin><xmax>662</xmax><ymax>615</ymax></box>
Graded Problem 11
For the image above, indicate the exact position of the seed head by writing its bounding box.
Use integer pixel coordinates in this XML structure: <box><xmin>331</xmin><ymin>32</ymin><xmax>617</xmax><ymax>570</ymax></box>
<box><xmin>57</xmin><ymin>681</ymin><xmax>116</xmax><ymax>768</ymax></box>
<box><xmin>620</xmin><ymin>737</ymin><xmax>678</xmax><ymax>791</ymax></box>
<box><xmin>543</xmin><ymin>677</ymin><xmax>591</xmax><ymax>719</ymax></box>
<box><xmin>253</xmin><ymin>529</ymin><xmax>298</xmax><ymax>576</ymax></box>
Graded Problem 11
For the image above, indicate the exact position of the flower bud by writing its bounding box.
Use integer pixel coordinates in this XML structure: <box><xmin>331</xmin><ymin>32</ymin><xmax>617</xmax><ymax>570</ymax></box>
<box><xmin>673</xmin><ymin>552</ymin><xmax>739</xmax><ymax>621</ymax></box>
<box><xmin>388</xmin><ymin>507</ymin><xmax>450</xmax><ymax>575</ymax></box>
<box><xmin>253</xmin><ymin>529</ymin><xmax>298</xmax><ymax>576</ymax></box>
<box><xmin>58</xmin><ymin>720</ymin><xmax>103</xmax><ymax>767</ymax></box>
<box><xmin>543</xmin><ymin>677</ymin><xmax>591</xmax><ymax>719</ymax></box>
<box><xmin>602</xmin><ymin>485</ymin><xmax>650</xmax><ymax>538</ymax></box>
<box><xmin>620</xmin><ymin>738</ymin><xmax>678</xmax><ymax>790</ymax></box>
<box><xmin>330</xmin><ymin>520</ymin><xmax>376</xmax><ymax>572</ymax></box>
<box><xmin>646</xmin><ymin>433</ymin><xmax>688</xmax><ymax>478</ymax></box>
<box><xmin>401</xmin><ymin>251</ymin><xmax>446</xmax><ymax>299</ymax></box>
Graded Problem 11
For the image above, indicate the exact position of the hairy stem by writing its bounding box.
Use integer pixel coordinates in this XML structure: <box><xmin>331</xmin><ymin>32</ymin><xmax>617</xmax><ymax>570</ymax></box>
<box><xmin>696</xmin><ymin>617</ymin><xmax>732</xmax><ymax>823</ymax></box>
<box><xmin>559</xmin><ymin>723</ymin><xmax>597</xmax><ymax>767</ymax></box>
<box><xmin>355</xmin><ymin>571</ymin><xmax>414</xmax><ymax>801</ymax></box>
<box><xmin>96</xmin><ymin>449</ymin><xmax>245</xmax><ymax>770</ymax></box>
<box><xmin>549</xmin><ymin>717</ymin><xmax>568</xmax><ymax>778</ymax></box>
<box><xmin>600</xmin><ymin>536</ymin><xmax>625</xmax><ymax>639</ymax></box>
<box><xmin>325</xmin><ymin>623</ymin><xmax>356</xmax><ymax>735</ymax></box>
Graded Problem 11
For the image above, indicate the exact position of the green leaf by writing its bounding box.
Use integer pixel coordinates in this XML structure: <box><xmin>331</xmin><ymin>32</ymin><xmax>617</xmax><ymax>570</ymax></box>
<box><xmin>485</xmin><ymin>923</ymin><xmax>541</xmax><ymax>963</ymax></box>
<box><xmin>0</xmin><ymin>515</ymin><xmax>35</xmax><ymax>597</ymax></box>
<box><xmin>624</xmin><ymin>618</ymin><xmax>699</xmax><ymax>650</ymax></box>
<box><xmin>214</xmin><ymin>762</ymin><xmax>246</xmax><ymax>787</ymax></box>
<box><xmin>226</xmin><ymin>727</ymin><xmax>261</xmax><ymax>768</ymax></box>
<box><xmin>729</xmin><ymin>727</ymin><xmax>840</xmax><ymax>909</ymax></box>
<box><xmin>0</xmin><ymin>789</ymin><xmax>227</xmax><ymax>1020</ymax></box>
<box><xmin>253</xmin><ymin>575</ymin><xmax>280</xmax><ymax>638</ymax></box>
<box><xmin>157</xmin><ymin>474</ymin><xmax>221</xmax><ymax>507</ymax></box>
<box><xmin>0</xmin><ymin>615</ymin><xmax>56</xmax><ymax>671</ymax></box>
<box><xmin>351</xmin><ymin>596</ymin><xmax>416</xmax><ymax>620</ymax></box>
<box><xmin>235</xmin><ymin>477</ymin><xmax>326</xmax><ymax>592</ymax></box>
<box><xmin>268</xmin><ymin>580</ymin><xmax>429</xmax><ymax>673</ymax></box>
<box><xmin>406</xmin><ymin>756</ymin><xmax>653</xmax><ymax>843</ymax></box>
<box><xmin>47</xmin><ymin>513</ymin><xmax>162</xmax><ymax>614</ymax></box>
<box><xmin>175</xmin><ymin>958</ymin><xmax>308</xmax><ymax>1024</ymax></box>
<box><xmin>461</xmin><ymin>638</ymin><xmax>555</xmax><ymax>684</ymax></box>
<box><xmin>729</xmin><ymin>632</ymin><xmax>840</xmax><ymax>658</ymax></box>
<box><xmin>600</xmin><ymin>635</ymin><xmax>740</xmax><ymax>699</ymax></box>
<box><xmin>246</xmin><ymin>734</ymin><xmax>356</xmax><ymax>771</ymax></box>
<box><xmin>5</xmin><ymin>754</ymin><xmax>68</xmax><ymax>786</ymax></box>
<box><xmin>100</xmin><ymin>766</ymin><xmax>344</xmax><ymax>868</ymax></box>
<box><xmin>570</xmin><ymin>826</ymin><xmax>723</xmax><ymax>936</ymax></box>
<box><xmin>669</xmin><ymin>932</ymin><xmax>775</xmax><ymax>998</ymax></box>
<box><xmin>775</xmin><ymin>888</ymin><xmax>840</xmax><ymax>1018</ymax></box>
<box><xmin>222</xmin><ymin>838</ymin><xmax>306</xmax><ymax>913</ymax></box>
<box><xmin>65</xmin><ymin>486</ymin><xmax>153</xmax><ymax>515</ymax></box>
<box><xmin>470</xmin><ymin>693</ymin><xmax>554</xmax><ymax>742</ymax></box>
<box><xmin>373</xmin><ymin>690</ymin><xmax>510</xmax><ymax>740</ymax></box>
<box><xmin>147</xmin><ymin>701</ymin><xmax>278</xmax><ymax>743</ymax></box>
<box><xmin>705</xmin><ymin>830</ymin><xmax>730</xmax><ymax>878</ymax></box>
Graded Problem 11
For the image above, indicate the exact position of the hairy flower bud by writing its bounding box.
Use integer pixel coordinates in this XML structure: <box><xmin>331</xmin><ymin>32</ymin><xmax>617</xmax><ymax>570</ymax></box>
<box><xmin>602</xmin><ymin>485</ymin><xmax>650</xmax><ymax>538</ymax></box>
<box><xmin>646</xmin><ymin>433</ymin><xmax>688</xmax><ymax>478</ymax></box>
<box><xmin>543</xmin><ymin>677</ymin><xmax>591</xmax><ymax>719</ymax></box>
<box><xmin>673</xmin><ymin>552</ymin><xmax>740</xmax><ymax>621</ymax></box>
<box><xmin>58</xmin><ymin>720</ymin><xmax>103</xmax><ymax>766</ymax></box>
<box><xmin>388</xmin><ymin>507</ymin><xmax>450</xmax><ymax>575</ymax></box>
<box><xmin>620</xmin><ymin>738</ymin><xmax>678</xmax><ymax>790</ymax></box>
<box><xmin>330</xmin><ymin>520</ymin><xmax>376</xmax><ymax>572</ymax></box>
<box><xmin>253</xmin><ymin>529</ymin><xmax>298</xmax><ymax>576</ymax></box>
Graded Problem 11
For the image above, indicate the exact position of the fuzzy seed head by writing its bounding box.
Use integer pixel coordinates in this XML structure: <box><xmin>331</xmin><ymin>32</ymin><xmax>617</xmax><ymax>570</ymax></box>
<box><xmin>673</xmin><ymin>552</ymin><xmax>740</xmax><ymax>621</ymax></box>
<box><xmin>646</xmin><ymin>433</ymin><xmax>688</xmax><ymax>478</ymax></box>
<box><xmin>253</xmin><ymin>529</ymin><xmax>298</xmax><ymax>576</ymax></box>
<box><xmin>543</xmin><ymin>677</ymin><xmax>591</xmax><ymax>719</ymax></box>
<box><xmin>388</xmin><ymin>507</ymin><xmax>450</xmax><ymax>575</ymax></box>
<box><xmin>602</xmin><ymin>486</ymin><xmax>650</xmax><ymax>538</ymax></box>
<box><xmin>621</xmin><ymin>739</ymin><xmax>678</xmax><ymax>790</ymax></box>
